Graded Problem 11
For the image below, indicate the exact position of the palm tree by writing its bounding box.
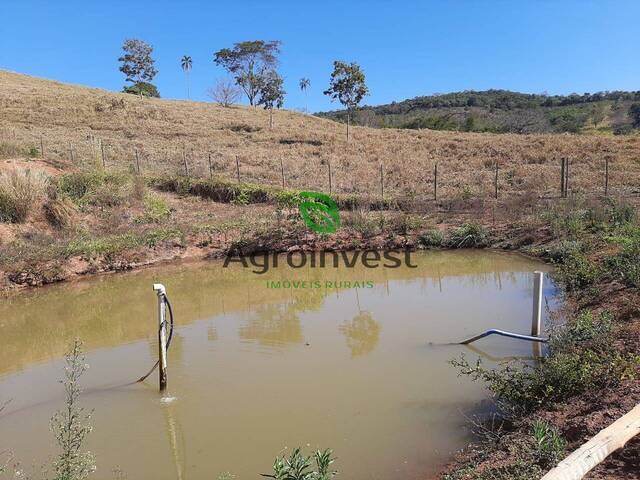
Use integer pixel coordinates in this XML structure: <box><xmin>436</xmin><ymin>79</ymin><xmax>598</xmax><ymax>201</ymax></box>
<box><xmin>299</xmin><ymin>77</ymin><xmax>310</xmax><ymax>113</ymax></box>
<box><xmin>181</xmin><ymin>55</ymin><xmax>193</xmax><ymax>99</ymax></box>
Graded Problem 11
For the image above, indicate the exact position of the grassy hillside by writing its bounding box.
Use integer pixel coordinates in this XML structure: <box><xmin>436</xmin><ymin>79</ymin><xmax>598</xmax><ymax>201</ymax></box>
<box><xmin>318</xmin><ymin>89</ymin><xmax>640</xmax><ymax>135</ymax></box>
<box><xmin>2</xmin><ymin>71</ymin><xmax>640</xmax><ymax>202</ymax></box>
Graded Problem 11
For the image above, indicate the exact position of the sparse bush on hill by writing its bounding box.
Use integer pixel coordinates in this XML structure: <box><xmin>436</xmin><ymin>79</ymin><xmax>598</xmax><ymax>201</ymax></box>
<box><xmin>123</xmin><ymin>81</ymin><xmax>160</xmax><ymax>98</ymax></box>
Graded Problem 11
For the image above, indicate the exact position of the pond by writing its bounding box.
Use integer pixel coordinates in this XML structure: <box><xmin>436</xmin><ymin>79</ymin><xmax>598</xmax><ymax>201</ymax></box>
<box><xmin>0</xmin><ymin>250</ymin><xmax>557</xmax><ymax>480</ymax></box>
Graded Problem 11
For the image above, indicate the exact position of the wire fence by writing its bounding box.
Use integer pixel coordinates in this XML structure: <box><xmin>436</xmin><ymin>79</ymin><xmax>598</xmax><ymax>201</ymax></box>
<box><xmin>2</xmin><ymin>125</ymin><xmax>640</xmax><ymax>207</ymax></box>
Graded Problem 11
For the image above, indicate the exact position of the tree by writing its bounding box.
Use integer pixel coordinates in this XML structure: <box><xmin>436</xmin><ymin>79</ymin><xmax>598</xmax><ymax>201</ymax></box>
<box><xmin>323</xmin><ymin>61</ymin><xmax>368</xmax><ymax>141</ymax></box>
<box><xmin>257</xmin><ymin>70</ymin><xmax>286</xmax><ymax>128</ymax></box>
<box><xmin>213</xmin><ymin>40</ymin><xmax>281</xmax><ymax>106</ymax></box>
<box><xmin>118</xmin><ymin>39</ymin><xmax>158</xmax><ymax>97</ymax></box>
<box><xmin>629</xmin><ymin>103</ymin><xmax>640</xmax><ymax>128</ymax></box>
<box><xmin>123</xmin><ymin>81</ymin><xmax>160</xmax><ymax>98</ymax></box>
<box><xmin>181</xmin><ymin>55</ymin><xmax>192</xmax><ymax>99</ymax></box>
<box><xmin>299</xmin><ymin>77</ymin><xmax>310</xmax><ymax>112</ymax></box>
<box><xmin>207</xmin><ymin>78</ymin><xmax>242</xmax><ymax>107</ymax></box>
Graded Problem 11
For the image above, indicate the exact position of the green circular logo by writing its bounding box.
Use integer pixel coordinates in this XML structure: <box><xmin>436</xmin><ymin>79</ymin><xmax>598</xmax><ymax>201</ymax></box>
<box><xmin>299</xmin><ymin>191</ymin><xmax>340</xmax><ymax>233</ymax></box>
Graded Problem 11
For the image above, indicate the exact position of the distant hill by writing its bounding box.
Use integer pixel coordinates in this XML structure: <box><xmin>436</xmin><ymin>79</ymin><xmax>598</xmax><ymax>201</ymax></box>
<box><xmin>317</xmin><ymin>89</ymin><xmax>640</xmax><ymax>135</ymax></box>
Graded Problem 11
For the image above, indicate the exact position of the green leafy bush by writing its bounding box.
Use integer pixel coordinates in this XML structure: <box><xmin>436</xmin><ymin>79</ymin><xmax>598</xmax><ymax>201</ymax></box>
<box><xmin>418</xmin><ymin>229</ymin><xmax>445</xmax><ymax>248</ymax></box>
<box><xmin>447</xmin><ymin>224</ymin><xmax>489</xmax><ymax>248</ymax></box>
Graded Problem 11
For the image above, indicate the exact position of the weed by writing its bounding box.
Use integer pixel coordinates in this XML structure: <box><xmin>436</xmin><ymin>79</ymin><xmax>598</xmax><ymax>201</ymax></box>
<box><xmin>50</xmin><ymin>340</ymin><xmax>95</xmax><ymax>480</ymax></box>
<box><xmin>530</xmin><ymin>420</ymin><xmax>566</xmax><ymax>469</ymax></box>
<box><xmin>262</xmin><ymin>447</ymin><xmax>336</xmax><ymax>480</ymax></box>
<box><xmin>134</xmin><ymin>194</ymin><xmax>171</xmax><ymax>224</ymax></box>
<box><xmin>447</xmin><ymin>224</ymin><xmax>489</xmax><ymax>248</ymax></box>
<box><xmin>418</xmin><ymin>229</ymin><xmax>445</xmax><ymax>248</ymax></box>
<box><xmin>606</xmin><ymin>234</ymin><xmax>640</xmax><ymax>287</ymax></box>
<box><xmin>554</xmin><ymin>251</ymin><xmax>602</xmax><ymax>291</ymax></box>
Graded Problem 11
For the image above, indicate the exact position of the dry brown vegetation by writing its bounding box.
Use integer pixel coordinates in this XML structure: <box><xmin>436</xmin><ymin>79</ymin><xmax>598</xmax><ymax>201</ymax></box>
<box><xmin>2</xmin><ymin>69</ymin><xmax>640</xmax><ymax>202</ymax></box>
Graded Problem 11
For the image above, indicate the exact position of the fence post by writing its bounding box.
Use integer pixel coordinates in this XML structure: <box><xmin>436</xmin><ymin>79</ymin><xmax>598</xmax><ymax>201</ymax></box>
<box><xmin>182</xmin><ymin>149</ymin><xmax>188</xmax><ymax>176</ymax></box>
<box><xmin>434</xmin><ymin>163</ymin><xmax>438</xmax><ymax>201</ymax></box>
<box><xmin>208</xmin><ymin>153</ymin><xmax>213</xmax><ymax>179</ymax></box>
<box><xmin>604</xmin><ymin>157</ymin><xmax>609</xmax><ymax>196</ymax></box>
<box><xmin>236</xmin><ymin>155</ymin><xmax>240</xmax><ymax>183</ymax></box>
<box><xmin>101</xmin><ymin>141</ymin><xmax>106</xmax><ymax>168</ymax></box>
<box><xmin>69</xmin><ymin>142</ymin><xmax>75</xmax><ymax>163</ymax></box>
<box><xmin>135</xmin><ymin>149</ymin><xmax>141</xmax><ymax>174</ymax></box>
<box><xmin>560</xmin><ymin>158</ymin><xmax>566</xmax><ymax>198</ymax></box>
<box><xmin>40</xmin><ymin>136</ymin><xmax>44</xmax><ymax>158</ymax></box>
<box><xmin>494</xmin><ymin>161</ymin><xmax>499</xmax><ymax>199</ymax></box>
<box><xmin>565</xmin><ymin>158</ymin><xmax>570</xmax><ymax>197</ymax></box>
<box><xmin>328</xmin><ymin>160</ymin><xmax>332</xmax><ymax>194</ymax></box>
<box><xmin>380</xmin><ymin>163</ymin><xmax>384</xmax><ymax>199</ymax></box>
<box><xmin>280</xmin><ymin>158</ymin><xmax>285</xmax><ymax>188</ymax></box>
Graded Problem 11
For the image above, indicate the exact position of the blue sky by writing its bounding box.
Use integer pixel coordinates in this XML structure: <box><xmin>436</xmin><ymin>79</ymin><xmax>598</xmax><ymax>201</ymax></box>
<box><xmin>1</xmin><ymin>1</ymin><xmax>638</xmax><ymax>112</ymax></box>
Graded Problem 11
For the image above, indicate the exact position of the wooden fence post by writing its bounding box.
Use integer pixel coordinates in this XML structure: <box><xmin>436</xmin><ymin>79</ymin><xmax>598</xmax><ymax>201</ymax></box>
<box><xmin>605</xmin><ymin>157</ymin><xmax>609</xmax><ymax>196</ymax></box>
<box><xmin>434</xmin><ymin>163</ymin><xmax>438</xmax><ymax>201</ymax></box>
<box><xmin>236</xmin><ymin>155</ymin><xmax>240</xmax><ymax>183</ymax></box>
<box><xmin>101</xmin><ymin>141</ymin><xmax>106</xmax><ymax>168</ymax></box>
<box><xmin>380</xmin><ymin>163</ymin><xmax>384</xmax><ymax>199</ymax></box>
<box><xmin>208</xmin><ymin>153</ymin><xmax>213</xmax><ymax>179</ymax></box>
<box><xmin>280</xmin><ymin>158</ymin><xmax>285</xmax><ymax>188</ymax></box>
<box><xmin>565</xmin><ymin>157</ymin><xmax>570</xmax><ymax>197</ymax></box>
<box><xmin>494</xmin><ymin>161</ymin><xmax>499</xmax><ymax>199</ymax></box>
<box><xmin>40</xmin><ymin>136</ymin><xmax>44</xmax><ymax>158</ymax></box>
<box><xmin>560</xmin><ymin>158</ymin><xmax>566</xmax><ymax>198</ymax></box>
<box><xmin>328</xmin><ymin>160</ymin><xmax>332</xmax><ymax>194</ymax></box>
<box><xmin>135</xmin><ymin>149</ymin><xmax>141</xmax><ymax>174</ymax></box>
<box><xmin>182</xmin><ymin>149</ymin><xmax>189</xmax><ymax>176</ymax></box>
<box><xmin>69</xmin><ymin>142</ymin><xmax>75</xmax><ymax>163</ymax></box>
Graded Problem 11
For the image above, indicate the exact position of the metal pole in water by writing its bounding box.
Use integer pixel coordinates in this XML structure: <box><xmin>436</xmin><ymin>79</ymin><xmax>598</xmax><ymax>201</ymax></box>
<box><xmin>154</xmin><ymin>283</ymin><xmax>168</xmax><ymax>391</ymax></box>
<box><xmin>531</xmin><ymin>271</ymin><xmax>544</xmax><ymax>337</ymax></box>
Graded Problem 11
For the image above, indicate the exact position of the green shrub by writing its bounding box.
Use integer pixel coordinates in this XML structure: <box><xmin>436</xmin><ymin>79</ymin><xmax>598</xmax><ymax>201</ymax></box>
<box><xmin>452</xmin><ymin>310</ymin><xmax>639</xmax><ymax>413</ymax></box>
<box><xmin>418</xmin><ymin>229</ymin><xmax>445</xmax><ymax>248</ymax></box>
<box><xmin>57</xmin><ymin>171</ymin><xmax>129</xmax><ymax>207</ymax></box>
<box><xmin>447</xmin><ymin>223</ymin><xmax>489</xmax><ymax>248</ymax></box>
<box><xmin>0</xmin><ymin>169</ymin><xmax>47</xmax><ymax>223</ymax></box>
<box><xmin>606</xmin><ymin>236</ymin><xmax>640</xmax><ymax>287</ymax></box>
<box><xmin>554</xmin><ymin>251</ymin><xmax>601</xmax><ymax>291</ymax></box>
<box><xmin>123</xmin><ymin>81</ymin><xmax>160</xmax><ymax>98</ymax></box>
<box><xmin>134</xmin><ymin>194</ymin><xmax>171</xmax><ymax>224</ymax></box>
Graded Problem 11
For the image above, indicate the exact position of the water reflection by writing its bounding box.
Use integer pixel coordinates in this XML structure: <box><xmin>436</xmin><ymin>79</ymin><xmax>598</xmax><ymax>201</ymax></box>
<box><xmin>239</xmin><ymin>304</ymin><xmax>304</xmax><ymax>348</ymax></box>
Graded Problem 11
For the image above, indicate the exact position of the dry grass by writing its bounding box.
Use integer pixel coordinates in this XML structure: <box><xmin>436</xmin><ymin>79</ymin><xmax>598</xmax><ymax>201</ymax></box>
<box><xmin>0</xmin><ymin>168</ymin><xmax>47</xmax><ymax>222</ymax></box>
<box><xmin>2</xmin><ymin>69</ymin><xmax>640</xmax><ymax>202</ymax></box>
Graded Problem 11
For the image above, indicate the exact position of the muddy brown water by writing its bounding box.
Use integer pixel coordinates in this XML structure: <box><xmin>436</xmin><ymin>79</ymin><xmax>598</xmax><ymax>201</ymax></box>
<box><xmin>0</xmin><ymin>250</ymin><xmax>557</xmax><ymax>480</ymax></box>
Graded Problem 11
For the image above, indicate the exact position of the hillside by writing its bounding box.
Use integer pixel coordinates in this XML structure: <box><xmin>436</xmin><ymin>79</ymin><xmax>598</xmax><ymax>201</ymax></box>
<box><xmin>318</xmin><ymin>89</ymin><xmax>640</xmax><ymax>135</ymax></box>
<box><xmin>2</xmin><ymin>71</ymin><xmax>640</xmax><ymax>201</ymax></box>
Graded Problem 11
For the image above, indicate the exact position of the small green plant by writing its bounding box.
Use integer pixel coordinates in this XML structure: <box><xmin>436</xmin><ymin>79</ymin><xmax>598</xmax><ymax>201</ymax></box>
<box><xmin>530</xmin><ymin>420</ymin><xmax>566</xmax><ymax>469</ymax></box>
<box><xmin>50</xmin><ymin>340</ymin><xmax>95</xmax><ymax>480</ymax></box>
<box><xmin>134</xmin><ymin>194</ymin><xmax>171</xmax><ymax>224</ymax></box>
<box><xmin>262</xmin><ymin>447</ymin><xmax>337</xmax><ymax>480</ymax></box>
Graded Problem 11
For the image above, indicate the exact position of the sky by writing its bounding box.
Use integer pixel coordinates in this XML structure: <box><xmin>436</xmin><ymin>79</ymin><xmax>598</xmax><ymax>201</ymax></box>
<box><xmin>1</xmin><ymin>1</ymin><xmax>638</xmax><ymax>112</ymax></box>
